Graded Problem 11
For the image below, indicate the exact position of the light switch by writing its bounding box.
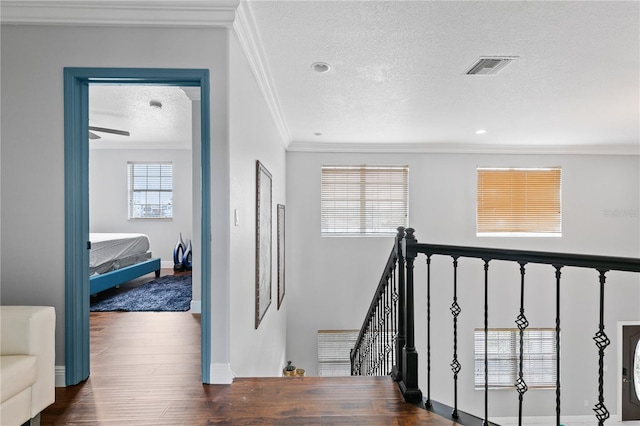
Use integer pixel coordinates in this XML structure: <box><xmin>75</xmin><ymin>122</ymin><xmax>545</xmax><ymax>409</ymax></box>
<box><xmin>234</xmin><ymin>209</ymin><xmax>240</xmax><ymax>226</ymax></box>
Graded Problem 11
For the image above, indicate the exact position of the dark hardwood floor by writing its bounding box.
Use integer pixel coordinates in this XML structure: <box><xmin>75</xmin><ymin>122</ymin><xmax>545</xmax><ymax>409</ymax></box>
<box><xmin>42</xmin><ymin>272</ymin><xmax>455</xmax><ymax>425</ymax></box>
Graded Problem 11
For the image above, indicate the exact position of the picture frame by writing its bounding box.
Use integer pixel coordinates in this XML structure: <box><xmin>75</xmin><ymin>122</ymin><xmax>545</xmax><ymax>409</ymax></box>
<box><xmin>255</xmin><ymin>160</ymin><xmax>272</xmax><ymax>329</ymax></box>
<box><xmin>277</xmin><ymin>204</ymin><xmax>285</xmax><ymax>309</ymax></box>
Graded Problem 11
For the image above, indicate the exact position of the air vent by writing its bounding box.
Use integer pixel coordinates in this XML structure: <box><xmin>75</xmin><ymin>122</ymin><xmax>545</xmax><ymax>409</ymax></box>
<box><xmin>466</xmin><ymin>57</ymin><xmax>517</xmax><ymax>75</ymax></box>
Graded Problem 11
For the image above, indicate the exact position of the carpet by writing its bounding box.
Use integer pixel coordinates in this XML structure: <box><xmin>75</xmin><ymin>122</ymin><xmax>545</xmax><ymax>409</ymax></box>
<box><xmin>90</xmin><ymin>274</ymin><xmax>192</xmax><ymax>312</ymax></box>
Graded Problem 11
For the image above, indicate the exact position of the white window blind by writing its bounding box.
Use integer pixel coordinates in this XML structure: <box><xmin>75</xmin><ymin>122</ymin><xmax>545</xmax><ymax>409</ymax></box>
<box><xmin>128</xmin><ymin>162</ymin><xmax>173</xmax><ymax>219</ymax></box>
<box><xmin>321</xmin><ymin>165</ymin><xmax>409</xmax><ymax>236</ymax></box>
<box><xmin>317</xmin><ymin>330</ymin><xmax>359</xmax><ymax>376</ymax></box>
<box><xmin>474</xmin><ymin>328</ymin><xmax>557</xmax><ymax>389</ymax></box>
<box><xmin>477</xmin><ymin>167</ymin><xmax>561</xmax><ymax>236</ymax></box>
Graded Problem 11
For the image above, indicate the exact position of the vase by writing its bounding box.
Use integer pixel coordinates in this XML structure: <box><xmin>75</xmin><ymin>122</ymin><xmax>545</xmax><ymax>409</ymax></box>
<box><xmin>173</xmin><ymin>233</ymin><xmax>186</xmax><ymax>271</ymax></box>
<box><xmin>182</xmin><ymin>239</ymin><xmax>192</xmax><ymax>271</ymax></box>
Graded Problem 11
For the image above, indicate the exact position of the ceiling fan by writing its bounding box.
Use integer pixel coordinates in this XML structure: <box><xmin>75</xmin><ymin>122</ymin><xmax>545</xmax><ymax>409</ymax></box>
<box><xmin>89</xmin><ymin>126</ymin><xmax>130</xmax><ymax>140</ymax></box>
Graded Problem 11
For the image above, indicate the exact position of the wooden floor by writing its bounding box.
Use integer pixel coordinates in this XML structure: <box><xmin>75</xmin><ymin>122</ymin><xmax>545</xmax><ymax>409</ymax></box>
<box><xmin>42</xmin><ymin>281</ymin><xmax>455</xmax><ymax>425</ymax></box>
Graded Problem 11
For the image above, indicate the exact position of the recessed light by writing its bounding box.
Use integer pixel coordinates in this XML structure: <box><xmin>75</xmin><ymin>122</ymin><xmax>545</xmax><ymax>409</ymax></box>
<box><xmin>475</xmin><ymin>129</ymin><xmax>487</xmax><ymax>135</ymax></box>
<box><xmin>311</xmin><ymin>62</ymin><xmax>331</xmax><ymax>73</ymax></box>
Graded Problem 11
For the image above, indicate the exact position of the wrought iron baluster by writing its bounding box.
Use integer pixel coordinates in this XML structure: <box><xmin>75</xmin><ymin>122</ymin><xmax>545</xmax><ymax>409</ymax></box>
<box><xmin>392</xmin><ymin>268</ymin><xmax>398</xmax><ymax>375</ymax></box>
<box><xmin>515</xmin><ymin>262</ymin><xmax>529</xmax><ymax>426</ymax></box>
<box><xmin>364</xmin><ymin>327</ymin><xmax>369</xmax><ymax>375</ymax></box>
<box><xmin>380</xmin><ymin>289</ymin><xmax>385</xmax><ymax>375</ymax></box>
<box><xmin>371</xmin><ymin>305</ymin><xmax>376</xmax><ymax>375</ymax></box>
<box><xmin>593</xmin><ymin>270</ymin><xmax>610</xmax><ymax>425</ymax></box>
<box><xmin>450</xmin><ymin>256</ymin><xmax>461</xmax><ymax>419</ymax></box>
<box><xmin>370</xmin><ymin>323</ymin><xmax>374</xmax><ymax>375</ymax></box>
<box><xmin>373</xmin><ymin>304</ymin><xmax>379</xmax><ymax>374</ymax></box>
<box><xmin>350</xmin><ymin>347</ymin><xmax>356</xmax><ymax>375</ymax></box>
<box><xmin>377</xmin><ymin>301</ymin><xmax>382</xmax><ymax>374</ymax></box>
<box><xmin>426</xmin><ymin>255</ymin><xmax>432</xmax><ymax>409</ymax></box>
<box><xmin>385</xmin><ymin>276</ymin><xmax>392</xmax><ymax>374</ymax></box>
<box><xmin>383</xmin><ymin>284</ymin><xmax>388</xmax><ymax>374</ymax></box>
<box><xmin>555</xmin><ymin>265</ymin><xmax>563</xmax><ymax>426</ymax></box>
<box><xmin>383</xmin><ymin>279</ymin><xmax>388</xmax><ymax>374</ymax></box>
<box><xmin>483</xmin><ymin>259</ymin><xmax>490</xmax><ymax>426</ymax></box>
<box><xmin>378</xmin><ymin>294</ymin><xmax>383</xmax><ymax>374</ymax></box>
<box><xmin>376</xmin><ymin>300</ymin><xmax>380</xmax><ymax>374</ymax></box>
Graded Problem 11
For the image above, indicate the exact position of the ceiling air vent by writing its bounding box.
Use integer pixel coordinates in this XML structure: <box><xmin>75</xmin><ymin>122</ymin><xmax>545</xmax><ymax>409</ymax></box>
<box><xmin>466</xmin><ymin>57</ymin><xmax>517</xmax><ymax>75</ymax></box>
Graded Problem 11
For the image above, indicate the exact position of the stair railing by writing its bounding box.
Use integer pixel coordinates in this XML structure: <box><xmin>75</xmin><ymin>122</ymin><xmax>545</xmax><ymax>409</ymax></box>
<box><xmin>353</xmin><ymin>227</ymin><xmax>640</xmax><ymax>426</ymax></box>
<box><xmin>350</xmin><ymin>227</ymin><xmax>405</xmax><ymax>378</ymax></box>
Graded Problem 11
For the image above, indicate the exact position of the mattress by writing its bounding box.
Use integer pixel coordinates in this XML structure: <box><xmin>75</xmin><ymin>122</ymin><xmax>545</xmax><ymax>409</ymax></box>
<box><xmin>89</xmin><ymin>233</ymin><xmax>151</xmax><ymax>275</ymax></box>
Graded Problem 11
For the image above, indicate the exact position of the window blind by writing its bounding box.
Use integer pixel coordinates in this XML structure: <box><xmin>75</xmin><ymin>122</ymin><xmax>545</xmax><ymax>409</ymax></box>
<box><xmin>477</xmin><ymin>167</ymin><xmax>561</xmax><ymax>235</ymax></box>
<box><xmin>474</xmin><ymin>328</ymin><xmax>557</xmax><ymax>389</ymax></box>
<box><xmin>317</xmin><ymin>330</ymin><xmax>359</xmax><ymax>376</ymax></box>
<box><xmin>321</xmin><ymin>165</ymin><xmax>409</xmax><ymax>236</ymax></box>
<box><xmin>128</xmin><ymin>162</ymin><xmax>173</xmax><ymax>219</ymax></box>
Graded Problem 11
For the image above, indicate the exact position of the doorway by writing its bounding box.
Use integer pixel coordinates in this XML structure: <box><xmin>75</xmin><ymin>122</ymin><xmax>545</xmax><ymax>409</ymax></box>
<box><xmin>621</xmin><ymin>324</ymin><xmax>640</xmax><ymax>420</ymax></box>
<box><xmin>64</xmin><ymin>68</ymin><xmax>211</xmax><ymax>385</ymax></box>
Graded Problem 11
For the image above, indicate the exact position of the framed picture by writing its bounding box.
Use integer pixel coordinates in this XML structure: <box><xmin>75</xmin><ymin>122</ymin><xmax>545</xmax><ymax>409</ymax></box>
<box><xmin>255</xmin><ymin>160</ymin><xmax>272</xmax><ymax>329</ymax></box>
<box><xmin>277</xmin><ymin>204</ymin><xmax>285</xmax><ymax>309</ymax></box>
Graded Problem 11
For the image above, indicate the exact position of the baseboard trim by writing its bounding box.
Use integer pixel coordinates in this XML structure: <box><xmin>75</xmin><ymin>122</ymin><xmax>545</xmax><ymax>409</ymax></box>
<box><xmin>55</xmin><ymin>366</ymin><xmax>66</xmax><ymax>387</ymax></box>
<box><xmin>190</xmin><ymin>300</ymin><xmax>201</xmax><ymax>314</ymax></box>
<box><xmin>210</xmin><ymin>363</ymin><xmax>234</xmax><ymax>384</ymax></box>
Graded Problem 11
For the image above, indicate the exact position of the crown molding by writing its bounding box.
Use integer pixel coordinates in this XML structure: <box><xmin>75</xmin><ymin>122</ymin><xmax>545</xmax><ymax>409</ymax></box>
<box><xmin>0</xmin><ymin>1</ymin><xmax>240</xmax><ymax>28</ymax></box>
<box><xmin>232</xmin><ymin>1</ymin><xmax>291</xmax><ymax>147</ymax></box>
<box><xmin>1</xmin><ymin>0</ymin><xmax>292</xmax><ymax>147</ymax></box>
<box><xmin>286</xmin><ymin>141</ymin><xmax>640</xmax><ymax>156</ymax></box>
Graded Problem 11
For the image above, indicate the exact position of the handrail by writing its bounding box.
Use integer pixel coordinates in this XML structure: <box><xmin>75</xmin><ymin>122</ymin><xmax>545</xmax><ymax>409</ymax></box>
<box><xmin>350</xmin><ymin>227</ymin><xmax>404</xmax><ymax>377</ymax></box>
<box><xmin>409</xmin><ymin>241</ymin><xmax>640</xmax><ymax>273</ymax></box>
<box><xmin>350</xmin><ymin>245</ymin><xmax>397</xmax><ymax>369</ymax></box>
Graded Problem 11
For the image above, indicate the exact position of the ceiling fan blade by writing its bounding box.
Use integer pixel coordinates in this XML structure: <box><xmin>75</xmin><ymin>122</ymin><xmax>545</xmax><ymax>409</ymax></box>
<box><xmin>89</xmin><ymin>131</ymin><xmax>101</xmax><ymax>140</ymax></box>
<box><xmin>89</xmin><ymin>126</ymin><xmax>130</xmax><ymax>137</ymax></box>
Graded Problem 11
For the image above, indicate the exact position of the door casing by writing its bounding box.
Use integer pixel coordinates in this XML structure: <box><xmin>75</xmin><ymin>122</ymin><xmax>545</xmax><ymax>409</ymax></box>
<box><xmin>64</xmin><ymin>67</ymin><xmax>212</xmax><ymax>385</ymax></box>
<box><xmin>618</xmin><ymin>321</ymin><xmax>640</xmax><ymax>420</ymax></box>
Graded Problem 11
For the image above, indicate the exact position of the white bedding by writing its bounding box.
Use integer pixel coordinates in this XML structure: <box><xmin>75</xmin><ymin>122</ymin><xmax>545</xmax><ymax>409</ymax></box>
<box><xmin>89</xmin><ymin>233</ymin><xmax>151</xmax><ymax>274</ymax></box>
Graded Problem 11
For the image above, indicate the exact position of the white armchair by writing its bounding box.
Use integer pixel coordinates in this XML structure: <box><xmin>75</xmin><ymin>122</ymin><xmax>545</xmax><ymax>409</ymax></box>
<box><xmin>1</xmin><ymin>306</ymin><xmax>55</xmax><ymax>426</ymax></box>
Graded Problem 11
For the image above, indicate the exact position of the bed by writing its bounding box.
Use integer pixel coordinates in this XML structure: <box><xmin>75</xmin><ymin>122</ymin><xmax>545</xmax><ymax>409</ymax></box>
<box><xmin>89</xmin><ymin>233</ymin><xmax>161</xmax><ymax>295</ymax></box>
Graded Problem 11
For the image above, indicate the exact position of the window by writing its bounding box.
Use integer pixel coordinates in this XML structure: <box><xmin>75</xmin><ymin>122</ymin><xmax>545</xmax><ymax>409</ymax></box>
<box><xmin>477</xmin><ymin>167</ymin><xmax>561</xmax><ymax>236</ymax></box>
<box><xmin>474</xmin><ymin>328</ymin><xmax>557</xmax><ymax>389</ymax></box>
<box><xmin>317</xmin><ymin>330</ymin><xmax>359</xmax><ymax>376</ymax></box>
<box><xmin>321</xmin><ymin>165</ymin><xmax>408</xmax><ymax>236</ymax></box>
<box><xmin>127</xmin><ymin>162</ymin><xmax>173</xmax><ymax>219</ymax></box>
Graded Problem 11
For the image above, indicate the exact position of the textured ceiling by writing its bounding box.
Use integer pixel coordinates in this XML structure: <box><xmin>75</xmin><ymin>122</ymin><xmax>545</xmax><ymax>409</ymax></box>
<box><xmin>249</xmin><ymin>0</ymin><xmax>639</xmax><ymax>152</ymax></box>
<box><xmin>89</xmin><ymin>85</ymin><xmax>192</xmax><ymax>149</ymax></box>
<box><xmin>65</xmin><ymin>1</ymin><xmax>640</xmax><ymax>153</ymax></box>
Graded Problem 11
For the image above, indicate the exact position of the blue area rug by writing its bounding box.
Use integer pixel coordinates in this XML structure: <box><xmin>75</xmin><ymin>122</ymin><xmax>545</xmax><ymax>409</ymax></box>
<box><xmin>90</xmin><ymin>275</ymin><xmax>192</xmax><ymax>312</ymax></box>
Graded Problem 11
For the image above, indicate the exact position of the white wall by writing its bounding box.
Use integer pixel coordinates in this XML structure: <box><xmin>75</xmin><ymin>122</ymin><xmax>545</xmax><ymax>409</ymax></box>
<box><xmin>89</xmin><ymin>148</ymin><xmax>193</xmax><ymax>265</ymax></box>
<box><xmin>0</xmin><ymin>24</ymin><xmax>232</xmax><ymax>378</ymax></box>
<box><xmin>228</xmin><ymin>33</ymin><xmax>288</xmax><ymax>377</ymax></box>
<box><xmin>286</xmin><ymin>151</ymin><xmax>640</xmax><ymax>417</ymax></box>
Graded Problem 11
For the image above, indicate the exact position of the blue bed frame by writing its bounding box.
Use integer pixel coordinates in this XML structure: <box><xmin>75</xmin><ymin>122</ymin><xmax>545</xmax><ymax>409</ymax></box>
<box><xmin>90</xmin><ymin>257</ymin><xmax>161</xmax><ymax>295</ymax></box>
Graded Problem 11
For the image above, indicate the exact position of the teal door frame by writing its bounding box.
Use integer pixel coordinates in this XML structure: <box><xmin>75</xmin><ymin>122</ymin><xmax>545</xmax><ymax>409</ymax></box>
<box><xmin>64</xmin><ymin>67</ymin><xmax>211</xmax><ymax>385</ymax></box>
